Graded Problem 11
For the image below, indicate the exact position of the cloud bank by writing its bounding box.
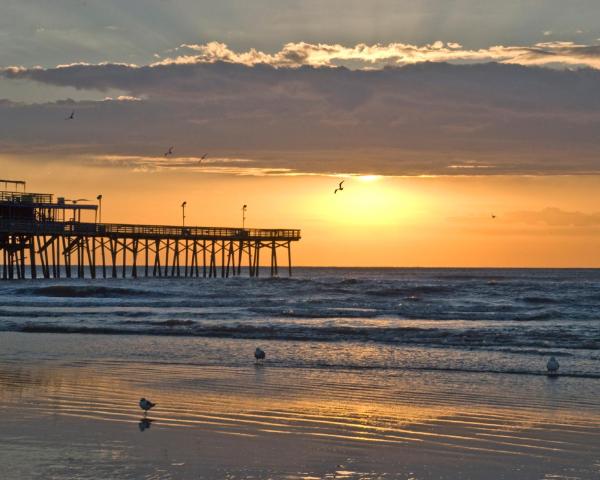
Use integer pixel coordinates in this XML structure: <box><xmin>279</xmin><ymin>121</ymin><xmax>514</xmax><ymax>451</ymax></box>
<box><xmin>3</xmin><ymin>41</ymin><xmax>600</xmax><ymax>177</ymax></box>
<box><xmin>165</xmin><ymin>41</ymin><xmax>600</xmax><ymax>70</ymax></box>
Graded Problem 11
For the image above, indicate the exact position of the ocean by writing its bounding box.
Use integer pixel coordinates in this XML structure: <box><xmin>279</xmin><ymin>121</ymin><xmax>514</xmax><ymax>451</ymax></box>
<box><xmin>1</xmin><ymin>268</ymin><xmax>598</xmax><ymax>378</ymax></box>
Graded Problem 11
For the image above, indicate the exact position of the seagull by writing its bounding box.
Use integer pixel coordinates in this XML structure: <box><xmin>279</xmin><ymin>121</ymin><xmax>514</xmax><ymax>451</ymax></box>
<box><xmin>139</xmin><ymin>397</ymin><xmax>156</xmax><ymax>416</ymax></box>
<box><xmin>491</xmin><ymin>214</ymin><xmax>496</xmax><ymax>219</ymax></box>
<box><xmin>547</xmin><ymin>356</ymin><xmax>560</xmax><ymax>376</ymax></box>
<box><xmin>254</xmin><ymin>347</ymin><xmax>266</xmax><ymax>363</ymax></box>
<box><xmin>66</xmin><ymin>111</ymin><xmax>75</xmax><ymax>120</ymax></box>
<box><xmin>164</xmin><ymin>146</ymin><xmax>174</xmax><ymax>157</ymax></box>
<box><xmin>334</xmin><ymin>180</ymin><xmax>345</xmax><ymax>194</ymax></box>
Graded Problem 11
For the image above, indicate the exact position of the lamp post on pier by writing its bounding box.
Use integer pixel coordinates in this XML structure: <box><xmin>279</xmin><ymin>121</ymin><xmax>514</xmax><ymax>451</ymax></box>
<box><xmin>96</xmin><ymin>194</ymin><xmax>103</xmax><ymax>223</ymax></box>
<box><xmin>242</xmin><ymin>204</ymin><xmax>247</xmax><ymax>229</ymax></box>
<box><xmin>181</xmin><ymin>201</ymin><xmax>187</xmax><ymax>227</ymax></box>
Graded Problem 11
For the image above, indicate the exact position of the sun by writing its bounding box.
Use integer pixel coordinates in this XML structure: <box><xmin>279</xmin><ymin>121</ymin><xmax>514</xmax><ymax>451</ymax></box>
<box><xmin>308</xmin><ymin>176</ymin><xmax>422</xmax><ymax>227</ymax></box>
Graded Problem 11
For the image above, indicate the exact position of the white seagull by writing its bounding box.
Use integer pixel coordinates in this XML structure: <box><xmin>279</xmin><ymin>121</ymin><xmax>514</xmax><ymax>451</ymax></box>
<box><xmin>546</xmin><ymin>356</ymin><xmax>559</xmax><ymax>376</ymax></box>
<box><xmin>139</xmin><ymin>397</ymin><xmax>156</xmax><ymax>416</ymax></box>
<box><xmin>334</xmin><ymin>180</ymin><xmax>344</xmax><ymax>194</ymax></box>
<box><xmin>254</xmin><ymin>347</ymin><xmax>266</xmax><ymax>363</ymax></box>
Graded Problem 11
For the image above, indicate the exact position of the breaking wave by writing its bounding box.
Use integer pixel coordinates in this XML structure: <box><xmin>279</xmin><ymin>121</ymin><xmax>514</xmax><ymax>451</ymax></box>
<box><xmin>10</xmin><ymin>322</ymin><xmax>599</xmax><ymax>350</ymax></box>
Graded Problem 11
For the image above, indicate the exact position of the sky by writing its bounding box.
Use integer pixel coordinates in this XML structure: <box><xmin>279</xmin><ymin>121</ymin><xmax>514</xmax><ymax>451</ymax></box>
<box><xmin>2</xmin><ymin>0</ymin><xmax>600</xmax><ymax>266</ymax></box>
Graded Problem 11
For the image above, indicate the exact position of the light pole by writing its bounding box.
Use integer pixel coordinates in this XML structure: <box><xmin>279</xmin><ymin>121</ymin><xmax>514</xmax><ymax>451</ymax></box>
<box><xmin>96</xmin><ymin>194</ymin><xmax>103</xmax><ymax>223</ymax></box>
<box><xmin>242</xmin><ymin>204</ymin><xmax>247</xmax><ymax>229</ymax></box>
<box><xmin>181</xmin><ymin>201</ymin><xmax>187</xmax><ymax>227</ymax></box>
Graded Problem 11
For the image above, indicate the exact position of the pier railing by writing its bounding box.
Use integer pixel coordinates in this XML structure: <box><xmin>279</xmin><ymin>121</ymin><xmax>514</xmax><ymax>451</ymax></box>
<box><xmin>0</xmin><ymin>192</ymin><xmax>53</xmax><ymax>203</ymax></box>
<box><xmin>0</xmin><ymin>220</ymin><xmax>301</xmax><ymax>241</ymax></box>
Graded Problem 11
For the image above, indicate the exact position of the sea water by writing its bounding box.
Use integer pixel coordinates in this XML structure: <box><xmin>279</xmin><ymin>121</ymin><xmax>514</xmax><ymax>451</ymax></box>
<box><xmin>0</xmin><ymin>268</ymin><xmax>598</xmax><ymax>378</ymax></box>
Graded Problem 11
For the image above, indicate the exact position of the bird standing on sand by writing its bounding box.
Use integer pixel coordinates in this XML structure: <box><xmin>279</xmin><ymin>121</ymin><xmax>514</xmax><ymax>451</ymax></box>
<box><xmin>139</xmin><ymin>397</ymin><xmax>156</xmax><ymax>416</ymax></box>
<box><xmin>164</xmin><ymin>146</ymin><xmax>174</xmax><ymax>157</ymax></box>
<box><xmin>547</xmin><ymin>356</ymin><xmax>559</xmax><ymax>376</ymax></box>
<box><xmin>254</xmin><ymin>347</ymin><xmax>266</xmax><ymax>363</ymax></box>
<box><xmin>334</xmin><ymin>181</ymin><xmax>345</xmax><ymax>194</ymax></box>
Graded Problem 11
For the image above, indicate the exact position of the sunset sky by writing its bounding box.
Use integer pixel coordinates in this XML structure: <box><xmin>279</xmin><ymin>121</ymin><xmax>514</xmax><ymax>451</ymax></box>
<box><xmin>2</xmin><ymin>0</ymin><xmax>600</xmax><ymax>266</ymax></box>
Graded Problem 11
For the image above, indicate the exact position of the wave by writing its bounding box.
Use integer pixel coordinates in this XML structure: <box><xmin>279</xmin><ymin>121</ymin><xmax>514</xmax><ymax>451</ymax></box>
<box><xmin>144</xmin><ymin>358</ymin><xmax>600</xmax><ymax>379</ymax></box>
<box><xmin>15</xmin><ymin>285</ymin><xmax>164</xmax><ymax>298</ymax></box>
<box><xmin>120</xmin><ymin>319</ymin><xmax>196</xmax><ymax>327</ymax></box>
<box><xmin>10</xmin><ymin>322</ymin><xmax>599</xmax><ymax>350</ymax></box>
<box><xmin>301</xmin><ymin>363</ymin><xmax>600</xmax><ymax>379</ymax></box>
<box><xmin>364</xmin><ymin>285</ymin><xmax>454</xmax><ymax>297</ymax></box>
<box><xmin>249</xmin><ymin>307</ymin><xmax>379</xmax><ymax>319</ymax></box>
<box><xmin>0</xmin><ymin>309</ymin><xmax>152</xmax><ymax>319</ymax></box>
<box><xmin>521</xmin><ymin>296</ymin><xmax>562</xmax><ymax>305</ymax></box>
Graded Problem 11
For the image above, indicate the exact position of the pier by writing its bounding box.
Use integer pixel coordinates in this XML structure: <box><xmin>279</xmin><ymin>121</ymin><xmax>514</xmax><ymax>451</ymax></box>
<box><xmin>0</xmin><ymin>180</ymin><xmax>301</xmax><ymax>280</ymax></box>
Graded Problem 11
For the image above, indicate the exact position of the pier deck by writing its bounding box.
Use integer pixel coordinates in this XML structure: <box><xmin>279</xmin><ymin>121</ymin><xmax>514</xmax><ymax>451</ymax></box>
<box><xmin>0</xmin><ymin>181</ymin><xmax>301</xmax><ymax>280</ymax></box>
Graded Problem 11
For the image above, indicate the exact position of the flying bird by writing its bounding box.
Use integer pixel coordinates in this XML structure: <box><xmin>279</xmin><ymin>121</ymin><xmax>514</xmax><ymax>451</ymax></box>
<box><xmin>334</xmin><ymin>181</ymin><xmax>345</xmax><ymax>194</ymax></box>
<box><xmin>164</xmin><ymin>146</ymin><xmax>174</xmax><ymax>157</ymax></box>
<box><xmin>139</xmin><ymin>397</ymin><xmax>156</xmax><ymax>416</ymax></box>
<box><xmin>254</xmin><ymin>347</ymin><xmax>266</xmax><ymax>363</ymax></box>
<box><xmin>491</xmin><ymin>214</ymin><xmax>496</xmax><ymax>219</ymax></box>
<box><xmin>66</xmin><ymin>111</ymin><xmax>75</xmax><ymax>120</ymax></box>
<box><xmin>198</xmin><ymin>153</ymin><xmax>208</xmax><ymax>165</ymax></box>
<box><xmin>546</xmin><ymin>356</ymin><xmax>559</xmax><ymax>376</ymax></box>
<box><xmin>67</xmin><ymin>198</ymin><xmax>90</xmax><ymax>204</ymax></box>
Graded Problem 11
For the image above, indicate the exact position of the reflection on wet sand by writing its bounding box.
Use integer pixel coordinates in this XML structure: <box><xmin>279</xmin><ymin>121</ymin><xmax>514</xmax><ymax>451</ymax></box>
<box><xmin>138</xmin><ymin>417</ymin><xmax>153</xmax><ymax>432</ymax></box>
<box><xmin>0</xmin><ymin>350</ymin><xmax>600</xmax><ymax>478</ymax></box>
<box><xmin>1</xmin><ymin>360</ymin><xmax>599</xmax><ymax>462</ymax></box>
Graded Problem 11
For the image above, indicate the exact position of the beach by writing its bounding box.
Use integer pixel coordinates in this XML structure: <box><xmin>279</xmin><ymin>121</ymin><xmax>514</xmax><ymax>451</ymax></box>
<box><xmin>1</xmin><ymin>331</ymin><xmax>599</xmax><ymax>479</ymax></box>
<box><xmin>1</xmin><ymin>269</ymin><xmax>599</xmax><ymax>479</ymax></box>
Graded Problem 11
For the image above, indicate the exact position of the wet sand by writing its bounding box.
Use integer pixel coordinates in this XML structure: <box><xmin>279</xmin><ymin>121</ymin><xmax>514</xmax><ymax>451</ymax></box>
<box><xmin>1</xmin><ymin>332</ymin><xmax>599</xmax><ymax>479</ymax></box>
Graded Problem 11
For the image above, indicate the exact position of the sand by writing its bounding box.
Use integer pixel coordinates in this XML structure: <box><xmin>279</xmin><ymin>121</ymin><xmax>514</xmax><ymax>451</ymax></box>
<box><xmin>1</xmin><ymin>332</ymin><xmax>599</xmax><ymax>479</ymax></box>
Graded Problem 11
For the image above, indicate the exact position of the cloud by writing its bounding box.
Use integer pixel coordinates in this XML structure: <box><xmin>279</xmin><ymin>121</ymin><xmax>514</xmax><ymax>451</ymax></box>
<box><xmin>147</xmin><ymin>40</ymin><xmax>600</xmax><ymax>70</ymax></box>
<box><xmin>3</xmin><ymin>47</ymin><xmax>600</xmax><ymax>177</ymax></box>
<box><xmin>103</xmin><ymin>95</ymin><xmax>142</xmax><ymax>102</ymax></box>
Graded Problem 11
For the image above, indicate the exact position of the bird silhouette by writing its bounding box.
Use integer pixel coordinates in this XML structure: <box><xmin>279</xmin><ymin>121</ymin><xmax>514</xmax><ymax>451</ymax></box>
<box><xmin>491</xmin><ymin>214</ymin><xmax>496</xmax><ymax>219</ymax></box>
<box><xmin>546</xmin><ymin>356</ymin><xmax>559</xmax><ymax>376</ymax></box>
<box><xmin>139</xmin><ymin>397</ymin><xmax>156</xmax><ymax>416</ymax></box>
<box><xmin>254</xmin><ymin>347</ymin><xmax>266</xmax><ymax>363</ymax></box>
<box><xmin>198</xmin><ymin>153</ymin><xmax>208</xmax><ymax>164</ymax></box>
<box><xmin>164</xmin><ymin>146</ymin><xmax>174</xmax><ymax>157</ymax></box>
<box><xmin>334</xmin><ymin>181</ymin><xmax>345</xmax><ymax>194</ymax></box>
<box><xmin>66</xmin><ymin>111</ymin><xmax>75</xmax><ymax>120</ymax></box>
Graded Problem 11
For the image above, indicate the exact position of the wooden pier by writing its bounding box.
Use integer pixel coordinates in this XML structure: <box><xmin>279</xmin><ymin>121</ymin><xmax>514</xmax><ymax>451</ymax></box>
<box><xmin>0</xmin><ymin>181</ymin><xmax>301</xmax><ymax>280</ymax></box>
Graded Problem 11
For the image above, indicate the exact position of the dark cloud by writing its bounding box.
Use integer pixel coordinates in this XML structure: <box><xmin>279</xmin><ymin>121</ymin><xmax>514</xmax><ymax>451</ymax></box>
<box><xmin>2</xmin><ymin>61</ymin><xmax>600</xmax><ymax>176</ymax></box>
